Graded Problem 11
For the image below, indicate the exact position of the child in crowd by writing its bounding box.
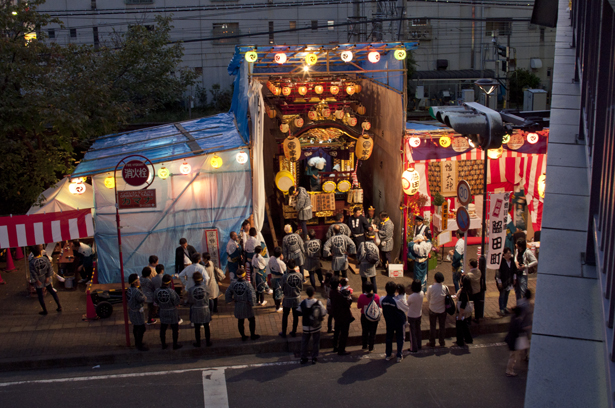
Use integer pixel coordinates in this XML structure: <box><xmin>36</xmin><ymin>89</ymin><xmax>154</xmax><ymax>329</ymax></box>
<box><xmin>324</xmin><ymin>272</ymin><xmax>335</xmax><ymax>333</ymax></box>
<box><xmin>252</xmin><ymin>245</ymin><xmax>273</xmax><ymax>306</ymax></box>
<box><xmin>340</xmin><ymin>277</ymin><xmax>353</xmax><ymax>300</ymax></box>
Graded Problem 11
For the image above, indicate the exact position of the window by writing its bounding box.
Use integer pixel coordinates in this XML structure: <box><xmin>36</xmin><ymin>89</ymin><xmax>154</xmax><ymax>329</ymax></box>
<box><xmin>125</xmin><ymin>0</ymin><xmax>154</xmax><ymax>4</ymax></box>
<box><xmin>485</xmin><ymin>19</ymin><xmax>512</xmax><ymax>37</ymax></box>
<box><xmin>412</xmin><ymin>18</ymin><xmax>428</xmax><ymax>26</ymax></box>
<box><xmin>70</xmin><ymin>28</ymin><xmax>77</xmax><ymax>38</ymax></box>
<box><xmin>91</xmin><ymin>0</ymin><xmax>96</xmax><ymax>9</ymax></box>
<box><xmin>48</xmin><ymin>29</ymin><xmax>55</xmax><ymax>39</ymax></box>
<box><xmin>289</xmin><ymin>21</ymin><xmax>296</xmax><ymax>30</ymax></box>
<box><xmin>212</xmin><ymin>23</ymin><xmax>239</xmax><ymax>45</ymax></box>
<box><xmin>311</xmin><ymin>20</ymin><xmax>318</xmax><ymax>31</ymax></box>
<box><xmin>269</xmin><ymin>21</ymin><xmax>274</xmax><ymax>44</ymax></box>
<box><xmin>93</xmin><ymin>27</ymin><xmax>99</xmax><ymax>48</ymax></box>
<box><xmin>328</xmin><ymin>20</ymin><xmax>334</xmax><ymax>31</ymax></box>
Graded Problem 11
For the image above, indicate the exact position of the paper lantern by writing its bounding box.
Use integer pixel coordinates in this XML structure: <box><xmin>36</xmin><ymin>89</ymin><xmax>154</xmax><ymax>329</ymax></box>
<box><xmin>502</xmin><ymin>134</ymin><xmax>511</xmax><ymax>144</ymax></box>
<box><xmin>305</xmin><ymin>53</ymin><xmax>318</xmax><ymax>66</ymax></box>
<box><xmin>180</xmin><ymin>161</ymin><xmax>192</xmax><ymax>174</ymax></box>
<box><xmin>340</xmin><ymin>50</ymin><xmax>353</xmax><ymax>62</ymax></box>
<box><xmin>361</xmin><ymin>121</ymin><xmax>371</xmax><ymax>130</ymax></box>
<box><xmin>346</xmin><ymin>85</ymin><xmax>355</xmax><ymax>95</ymax></box>
<box><xmin>245</xmin><ymin>51</ymin><xmax>258</xmax><ymax>62</ymax></box>
<box><xmin>158</xmin><ymin>167</ymin><xmax>170</xmax><ymax>180</ymax></box>
<box><xmin>487</xmin><ymin>146</ymin><xmax>504</xmax><ymax>159</ymax></box>
<box><xmin>356</xmin><ymin>104</ymin><xmax>366</xmax><ymax>115</ymax></box>
<box><xmin>283</xmin><ymin>136</ymin><xmax>302</xmax><ymax>162</ymax></box>
<box><xmin>298</xmin><ymin>85</ymin><xmax>308</xmax><ymax>96</ymax></box>
<box><xmin>402</xmin><ymin>168</ymin><xmax>420</xmax><ymax>195</ymax></box>
<box><xmin>452</xmin><ymin>136</ymin><xmax>470</xmax><ymax>152</ymax></box>
<box><xmin>334</xmin><ymin>109</ymin><xmax>344</xmax><ymax>120</ymax></box>
<box><xmin>347</xmin><ymin>115</ymin><xmax>358</xmax><ymax>127</ymax></box>
<box><xmin>527</xmin><ymin>132</ymin><xmax>539</xmax><ymax>144</ymax></box>
<box><xmin>409</xmin><ymin>137</ymin><xmax>421</xmax><ymax>148</ymax></box>
<box><xmin>355</xmin><ymin>134</ymin><xmax>374</xmax><ymax>160</ymax></box>
<box><xmin>308</xmin><ymin>110</ymin><xmax>318</xmax><ymax>121</ymax></box>
<box><xmin>538</xmin><ymin>174</ymin><xmax>546</xmax><ymax>198</ymax></box>
<box><xmin>314</xmin><ymin>85</ymin><xmax>324</xmax><ymax>94</ymax></box>
<box><xmin>294</xmin><ymin>117</ymin><xmax>304</xmax><ymax>128</ymax></box>
<box><xmin>322</xmin><ymin>108</ymin><xmax>331</xmax><ymax>118</ymax></box>
<box><xmin>104</xmin><ymin>176</ymin><xmax>115</xmax><ymax>189</ymax></box>
<box><xmin>330</xmin><ymin>85</ymin><xmax>339</xmax><ymax>95</ymax></box>
<box><xmin>210</xmin><ymin>155</ymin><xmax>223</xmax><ymax>169</ymax></box>
<box><xmin>507</xmin><ymin>134</ymin><xmax>525</xmax><ymax>150</ymax></box>
<box><xmin>272</xmin><ymin>87</ymin><xmax>281</xmax><ymax>96</ymax></box>
<box><xmin>394</xmin><ymin>49</ymin><xmax>406</xmax><ymax>60</ymax></box>
<box><xmin>236</xmin><ymin>151</ymin><xmax>248</xmax><ymax>165</ymax></box>
<box><xmin>439</xmin><ymin>136</ymin><xmax>451</xmax><ymax>148</ymax></box>
<box><xmin>280</xmin><ymin>123</ymin><xmax>289</xmax><ymax>133</ymax></box>
<box><xmin>69</xmin><ymin>182</ymin><xmax>86</xmax><ymax>195</ymax></box>
<box><xmin>282</xmin><ymin>87</ymin><xmax>292</xmax><ymax>97</ymax></box>
<box><xmin>274</xmin><ymin>52</ymin><xmax>287</xmax><ymax>64</ymax></box>
<box><xmin>368</xmin><ymin>51</ymin><xmax>380</xmax><ymax>63</ymax></box>
<box><xmin>267</xmin><ymin>106</ymin><xmax>276</xmax><ymax>119</ymax></box>
<box><xmin>354</xmin><ymin>84</ymin><xmax>362</xmax><ymax>93</ymax></box>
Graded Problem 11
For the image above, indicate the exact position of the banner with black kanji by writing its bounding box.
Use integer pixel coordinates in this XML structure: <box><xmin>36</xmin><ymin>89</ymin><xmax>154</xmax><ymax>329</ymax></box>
<box><xmin>487</xmin><ymin>192</ymin><xmax>511</xmax><ymax>270</ymax></box>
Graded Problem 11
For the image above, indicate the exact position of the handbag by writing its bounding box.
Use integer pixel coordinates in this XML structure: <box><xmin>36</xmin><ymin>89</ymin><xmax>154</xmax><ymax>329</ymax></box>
<box><xmin>515</xmin><ymin>333</ymin><xmax>530</xmax><ymax>350</ymax></box>
<box><xmin>214</xmin><ymin>267</ymin><xmax>226</xmax><ymax>282</ymax></box>
<box><xmin>457</xmin><ymin>298</ymin><xmax>474</xmax><ymax>318</ymax></box>
<box><xmin>444</xmin><ymin>286</ymin><xmax>456</xmax><ymax>315</ymax></box>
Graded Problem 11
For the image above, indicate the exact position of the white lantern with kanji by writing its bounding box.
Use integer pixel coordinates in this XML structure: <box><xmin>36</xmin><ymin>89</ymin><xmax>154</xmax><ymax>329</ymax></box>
<box><xmin>402</xmin><ymin>168</ymin><xmax>420</xmax><ymax>195</ymax></box>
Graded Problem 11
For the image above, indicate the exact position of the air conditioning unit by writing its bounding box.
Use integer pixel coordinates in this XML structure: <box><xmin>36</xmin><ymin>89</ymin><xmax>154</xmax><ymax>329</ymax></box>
<box><xmin>479</xmin><ymin>91</ymin><xmax>497</xmax><ymax>110</ymax></box>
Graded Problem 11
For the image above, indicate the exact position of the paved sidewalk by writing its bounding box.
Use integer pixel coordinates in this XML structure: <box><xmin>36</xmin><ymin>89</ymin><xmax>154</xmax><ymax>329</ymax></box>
<box><xmin>0</xmin><ymin>246</ymin><xmax>536</xmax><ymax>371</ymax></box>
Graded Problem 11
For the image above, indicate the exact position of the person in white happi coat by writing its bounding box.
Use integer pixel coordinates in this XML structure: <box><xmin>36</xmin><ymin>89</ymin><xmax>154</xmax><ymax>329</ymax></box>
<box><xmin>283</xmin><ymin>224</ymin><xmax>306</xmax><ymax>278</ymax></box>
<box><xmin>225</xmin><ymin>267</ymin><xmax>261</xmax><ymax>341</ymax></box>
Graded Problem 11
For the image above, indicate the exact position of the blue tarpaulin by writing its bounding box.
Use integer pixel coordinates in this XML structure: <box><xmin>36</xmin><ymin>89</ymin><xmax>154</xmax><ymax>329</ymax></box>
<box><xmin>72</xmin><ymin>113</ymin><xmax>252</xmax><ymax>283</ymax></box>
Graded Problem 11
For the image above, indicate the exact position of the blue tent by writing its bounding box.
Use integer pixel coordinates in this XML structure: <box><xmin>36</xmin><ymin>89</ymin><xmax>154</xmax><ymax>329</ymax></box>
<box><xmin>72</xmin><ymin>113</ymin><xmax>251</xmax><ymax>283</ymax></box>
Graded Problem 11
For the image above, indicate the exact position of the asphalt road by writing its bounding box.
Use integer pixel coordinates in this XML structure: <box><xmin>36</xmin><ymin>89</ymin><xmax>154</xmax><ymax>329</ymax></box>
<box><xmin>0</xmin><ymin>334</ymin><xmax>526</xmax><ymax>408</ymax></box>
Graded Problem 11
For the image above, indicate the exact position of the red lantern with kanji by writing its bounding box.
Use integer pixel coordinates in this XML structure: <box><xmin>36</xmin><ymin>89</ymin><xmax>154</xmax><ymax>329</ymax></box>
<box><xmin>294</xmin><ymin>117</ymin><xmax>304</xmax><ymax>128</ymax></box>
<box><xmin>330</xmin><ymin>85</ymin><xmax>340</xmax><ymax>95</ymax></box>
<box><xmin>314</xmin><ymin>85</ymin><xmax>324</xmax><ymax>94</ymax></box>
<box><xmin>308</xmin><ymin>110</ymin><xmax>318</xmax><ymax>121</ymax></box>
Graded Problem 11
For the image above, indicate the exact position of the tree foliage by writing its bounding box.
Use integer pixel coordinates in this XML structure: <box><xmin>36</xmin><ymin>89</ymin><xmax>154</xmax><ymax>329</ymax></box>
<box><xmin>508</xmin><ymin>69</ymin><xmax>541</xmax><ymax>108</ymax></box>
<box><xmin>0</xmin><ymin>0</ymin><xmax>196</xmax><ymax>215</ymax></box>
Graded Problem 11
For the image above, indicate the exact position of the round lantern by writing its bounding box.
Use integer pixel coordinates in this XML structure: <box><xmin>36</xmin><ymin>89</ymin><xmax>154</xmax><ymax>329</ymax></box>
<box><xmin>280</xmin><ymin>123</ymin><xmax>290</xmax><ymax>133</ymax></box>
<box><xmin>210</xmin><ymin>155</ymin><xmax>223</xmax><ymax>169</ymax></box>
<box><xmin>356</xmin><ymin>104</ymin><xmax>366</xmax><ymax>115</ymax></box>
<box><xmin>355</xmin><ymin>84</ymin><xmax>362</xmax><ymax>93</ymax></box>
<box><xmin>274</xmin><ymin>52</ymin><xmax>287</xmax><ymax>64</ymax></box>
<box><xmin>236</xmin><ymin>151</ymin><xmax>248</xmax><ymax>165</ymax></box>
<box><xmin>361</xmin><ymin>121</ymin><xmax>371</xmax><ymax>131</ymax></box>
<box><xmin>346</xmin><ymin>85</ymin><xmax>355</xmax><ymax>95</ymax></box>
<box><xmin>267</xmin><ymin>106</ymin><xmax>276</xmax><ymax>119</ymax></box>
<box><xmin>322</xmin><ymin>107</ymin><xmax>331</xmax><ymax>118</ymax></box>
<box><xmin>282</xmin><ymin>87</ymin><xmax>292</xmax><ymax>97</ymax></box>
<box><xmin>308</xmin><ymin>110</ymin><xmax>318</xmax><ymax>121</ymax></box>
<box><xmin>355</xmin><ymin>134</ymin><xmax>374</xmax><ymax>160</ymax></box>
<box><xmin>314</xmin><ymin>85</ymin><xmax>324</xmax><ymax>94</ymax></box>
<box><xmin>402</xmin><ymin>168</ymin><xmax>420</xmax><ymax>195</ymax></box>
<box><xmin>439</xmin><ymin>135</ymin><xmax>452</xmax><ymax>148</ymax></box>
<box><xmin>283</xmin><ymin>136</ymin><xmax>302</xmax><ymax>162</ymax></box>
<box><xmin>294</xmin><ymin>117</ymin><xmax>304</xmax><ymax>128</ymax></box>
<box><xmin>334</xmin><ymin>109</ymin><xmax>344</xmax><ymax>120</ymax></box>
<box><xmin>487</xmin><ymin>146</ymin><xmax>504</xmax><ymax>160</ymax></box>
<box><xmin>158</xmin><ymin>166</ymin><xmax>170</xmax><ymax>180</ymax></box>
<box><xmin>275</xmin><ymin>170</ymin><xmax>295</xmax><ymax>192</ymax></box>
<box><xmin>507</xmin><ymin>134</ymin><xmax>525</xmax><ymax>150</ymax></box>
<box><xmin>527</xmin><ymin>132</ymin><xmax>539</xmax><ymax>144</ymax></box>
<box><xmin>452</xmin><ymin>136</ymin><xmax>470</xmax><ymax>152</ymax></box>
<box><xmin>298</xmin><ymin>85</ymin><xmax>308</xmax><ymax>96</ymax></box>
<box><xmin>502</xmin><ymin>134</ymin><xmax>511</xmax><ymax>144</ymax></box>
<box><xmin>537</xmin><ymin>174</ymin><xmax>546</xmax><ymax>198</ymax></box>
<box><xmin>245</xmin><ymin>51</ymin><xmax>258</xmax><ymax>63</ymax></box>
<box><xmin>368</xmin><ymin>51</ymin><xmax>381</xmax><ymax>63</ymax></box>
<box><xmin>69</xmin><ymin>181</ymin><xmax>86</xmax><ymax>195</ymax></box>
<box><xmin>347</xmin><ymin>115</ymin><xmax>358</xmax><ymax>127</ymax></box>
<box><xmin>394</xmin><ymin>49</ymin><xmax>407</xmax><ymax>60</ymax></box>
<box><xmin>180</xmin><ymin>161</ymin><xmax>192</xmax><ymax>174</ymax></box>
<box><xmin>409</xmin><ymin>137</ymin><xmax>421</xmax><ymax>148</ymax></box>
<box><xmin>340</xmin><ymin>50</ymin><xmax>353</xmax><ymax>62</ymax></box>
<box><xmin>305</xmin><ymin>53</ymin><xmax>318</xmax><ymax>66</ymax></box>
<box><xmin>104</xmin><ymin>175</ymin><xmax>115</xmax><ymax>189</ymax></box>
<box><xmin>272</xmin><ymin>87</ymin><xmax>281</xmax><ymax>96</ymax></box>
<box><xmin>330</xmin><ymin>85</ymin><xmax>339</xmax><ymax>95</ymax></box>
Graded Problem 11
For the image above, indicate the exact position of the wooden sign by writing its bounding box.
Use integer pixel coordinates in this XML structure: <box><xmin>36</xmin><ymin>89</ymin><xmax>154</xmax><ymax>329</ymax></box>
<box><xmin>441</xmin><ymin>161</ymin><xmax>458</xmax><ymax>197</ymax></box>
<box><xmin>442</xmin><ymin>200</ymin><xmax>449</xmax><ymax>231</ymax></box>
<box><xmin>117</xmin><ymin>189</ymin><xmax>156</xmax><ymax>209</ymax></box>
<box><xmin>204</xmin><ymin>229</ymin><xmax>221</xmax><ymax>268</ymax></box>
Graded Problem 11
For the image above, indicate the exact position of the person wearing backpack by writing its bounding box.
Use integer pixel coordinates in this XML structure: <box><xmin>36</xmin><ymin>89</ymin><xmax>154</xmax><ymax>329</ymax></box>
<box><xmin>297</xmin><ymin>286</ymin><xmax>327</xmax><ymax>364</ymax></box>
<box><xmin>358</xmin><ymin>231</ymin><xmax>380</xmax><ymax>293</ymax></box>
<box><xmin>357</xmin><ymin>281</ymin><xmax>381</xmax><ymax>352</ymax></box>
<box><xmin>381</xmin><ymin>281</ymin><xmax>407</xmax><ymax>362</ymax></box>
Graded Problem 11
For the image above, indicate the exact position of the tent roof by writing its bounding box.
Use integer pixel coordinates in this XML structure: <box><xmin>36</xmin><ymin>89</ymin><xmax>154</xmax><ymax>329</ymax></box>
<box><xmin>72</xmin><ymin>113</ymin><xmax>247</xmax><ymax>177</ymax></box>
<box><xmin>27</xmin><ymin>178</ymin><xmax>94</xmax><ymax>215</ymax></box>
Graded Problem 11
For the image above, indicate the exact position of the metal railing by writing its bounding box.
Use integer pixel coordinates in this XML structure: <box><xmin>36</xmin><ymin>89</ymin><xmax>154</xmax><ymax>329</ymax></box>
<box><xmin>574</xmin><ymin>0</ymin><xmax>615</xmax><ymax>359</ymax></box>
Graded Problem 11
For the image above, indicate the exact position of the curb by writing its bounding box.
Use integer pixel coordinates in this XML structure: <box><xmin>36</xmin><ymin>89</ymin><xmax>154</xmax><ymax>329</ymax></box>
<box><xmin>0</xmin><ymin>319</ymin><xmax>509</xmax><ymax>372</ymax></box>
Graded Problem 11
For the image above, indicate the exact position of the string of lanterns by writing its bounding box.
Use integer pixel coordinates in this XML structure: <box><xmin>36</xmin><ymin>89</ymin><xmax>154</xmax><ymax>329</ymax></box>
<box><xmin>244</xmin><ymin>47</ymin><xmax>409</xmax><ymax>64</ymax></box>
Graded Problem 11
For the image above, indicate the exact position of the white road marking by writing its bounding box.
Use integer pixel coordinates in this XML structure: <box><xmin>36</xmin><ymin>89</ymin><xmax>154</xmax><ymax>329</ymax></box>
<box><xmin>202</xmin><ymin>369</ymin><xmax>229</xmax><ymax>408</ymax></box>
<box><xmin>0</xmin><ymin>341</ymin><xmax>507</xmax><ymax>389</ymax></box>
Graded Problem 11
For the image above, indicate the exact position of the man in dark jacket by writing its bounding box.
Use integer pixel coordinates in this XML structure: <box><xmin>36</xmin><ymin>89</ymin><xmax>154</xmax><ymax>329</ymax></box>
<box><xmin>175</xmin><ymin>238</ymin><xmax>197</xmax><ymax>275</ymax></box>
<box><xmin>381</xmin><ymin>281</ymin><xmax>406</xmax><ymax>363</ymax></box>
<box><xmin>497</xmin><ymin>247</ymin><xmax>517</xmax><ymax>316</ymax></box>
<box><xmin>329</xmin><ymin>276</ymin><xmax>354</xmax><ymax>356</ymax></box>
